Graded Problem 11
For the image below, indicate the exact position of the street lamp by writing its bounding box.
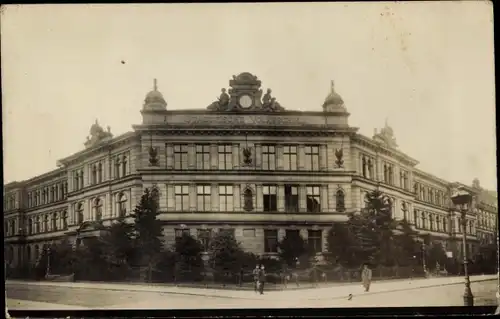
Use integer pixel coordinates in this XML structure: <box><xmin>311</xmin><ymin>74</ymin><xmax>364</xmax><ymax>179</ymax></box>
<box><xmin>45</xmin><ymin>246</ymin><xmax>51</xmax><ymax>278</ymax></box>
<box><xmin>451</xmin><ymin>189</ymin><xmax>474</xmax><ymax>306</ymax></box>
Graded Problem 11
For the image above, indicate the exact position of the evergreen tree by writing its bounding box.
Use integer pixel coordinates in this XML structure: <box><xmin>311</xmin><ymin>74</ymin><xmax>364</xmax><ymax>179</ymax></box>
<box><xmin>392</xmin><ymin>219</ymin><xmax>420</xmax><ymax>267</ymax></box>
<box><xmin>130</xmin><ymin>186</ymin><xmax>164</xmax><ymax>281</ymax></box>
<box><xmin>426</xmin><ymin>241</ymin><xmax>447</xmax><ymax>271</ymax></box>
<box><xmin>278</xmin><ymin>231</ymin><xmax>307</xmax><ymax>267</ymax></box>
<box><xmin>174</xmin><ymin>232</ymin><xmax>205</xmax><ymax>281</ymax></box>
<box><xmin>208</xmin><ymin>230</ymin><xmax>245</xmax><ymax>280</ymax></box>
<box><xmin>326</xmin><ymin>222</ymin><xmax>358</xmax><ymax>267</ymax></box>
<box><xmin>99</xmin><ymin>217</ymin><xmax>135</xmax><ymax>280</ymax></box>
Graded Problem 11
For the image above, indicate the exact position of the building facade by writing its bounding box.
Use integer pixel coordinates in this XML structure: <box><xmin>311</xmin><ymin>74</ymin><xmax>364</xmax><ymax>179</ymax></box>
<box><xmin>3</xmin><ymin>72</ymin><xmax>498</xmax><ymax>268</ymax></box>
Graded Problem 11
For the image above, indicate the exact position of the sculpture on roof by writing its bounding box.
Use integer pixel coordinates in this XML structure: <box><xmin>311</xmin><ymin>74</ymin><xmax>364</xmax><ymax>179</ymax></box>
<box><xmin>206</xmin><ymin>72</ymin><xmax>285</xmax><ymax>112</ymax></box>
<box><xmin>373</xmin><ymin>118</ymin><xmax>398</xmax><ymax>148</ymax></box>
<box><xmin>84</xmin><ymin>119</ymin><xmax>113</xmax><ymax>148</ymax></box>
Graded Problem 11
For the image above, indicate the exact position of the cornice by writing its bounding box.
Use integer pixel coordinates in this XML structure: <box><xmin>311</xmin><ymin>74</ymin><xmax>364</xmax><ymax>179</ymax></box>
<box><xmin>352</xmin><ymin>134</ymin><xmax>419</xmax><ymax>166</ymax></box>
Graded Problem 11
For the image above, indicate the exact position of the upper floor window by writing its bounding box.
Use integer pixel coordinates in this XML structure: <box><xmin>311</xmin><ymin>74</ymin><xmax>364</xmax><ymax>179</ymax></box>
<box><xmin>197</xmin><ymin>185</ymin><xmax>211</xmax><ymax>211</ymax></box>
<box><xmin>283</xmin><ymin>145</ymin><xmax>298</xmax><ymax>171</ymax></box>
<box><xmin>28</xmin><ymin>218</ymin><xmax>33</xmax><ymax>235</ymax></box>
<box><xmin>35</xmin><ymin>216</ymin><xmax>40</xmax><ymax>233</ymax></box>
<box><xmin>175</xmin><ymin>185</ymin><xmax>190</xmax><ymax>211</ymax></box>
<box><xmin>218</xmin><ymin>185</ymin><xmax>233</xmax><ymax>212</ymax></box>
<box><xmin>218</xmin><ymin>145</ymin><xmax>233</xmax><ymax>170</ymax></box>
<box><xmin>243</xmin><ymin>188</ymin><xmax>254</xmax><ymax>212</ymax></box>
<box><xmin>117</xmin><ymin>193</ymin><xmax>128</xmax><ymax>217</ymax></box>
<box><xmin>93</xmin><ymin>198</ymin><xmax>103</xmax><ymax>221</ymax></box>
<box><xmin>62</xmin><ymin>211</ymin><xmax>68</xmax><ymax>229</ymax></box>
<box><xmin>114</xmin><ymin>157</ymin><xmax>121</xmax><ymax>179</ymax></box>
<box><xmin>91</xmin><ymin>164</ymin><xmax>97</xmax><ymax>185</ymax></box>
<box><xmin>336</xmin><ymin>189</ymin><xmax>345</xmax><ymax>212</ymax></box>
<box><xmin>400</xmin><ymin>170</ymin><xmax>409</xmax><ymax>190</ymax></box>
<box><xmin>175</xmin><ymin>228</ymin><xmax>190</xmax><ymax>238</ymax></box>
<box><xmin>361</xmin><ymin>156</ymin><xmax>375</xmax><ymax>179</ymax></box>
<box><xmin>261</xmin><ymin>145</ymin><xmax>276</xmax><ymax>171</ymax></box>
<box><xmin>52</xmin><ymin>212</ymin><xmax>58</xmax><ymax>231</ymax></box>
<box><xmin>285</xmin><ymin>184</ymin><xmax>299</xmax><ymax>212</ymax></box>
<box><xmin>76</xmin><ymin>203</ymin><xmax>84</xmax><ymax>224</ymax></box>
<box><xmin>306</xmin><ymin>186</ymin><xmax>321</xmax><ymax>213</ymax></box>
<box><xmin>43</xmin><ymin>215</ymin><xmax>49</xmax><ymax>232</ymax></box>
<box><xmin>196</xmin><ymin>145</ymin><xmax>211</xmax><ymax>170</ymax></box>
<box><xmin>262</xmin><ymin>185</ymin><xmax>277</xmax><ymax>212</ymax></box>
<box><xmin>383</xmin><ymin>163</ymin><xmax>394</xmax><ymax>185</ymax></box>
<box><xmin>174</xmin><ymin>144</ymin><xmax>189</xmax><ymax>170</ymax></box>
<box><xmin>304</xmin><ymin>146</ymin><xmax>319</xmax><ymax>171</ymax></box>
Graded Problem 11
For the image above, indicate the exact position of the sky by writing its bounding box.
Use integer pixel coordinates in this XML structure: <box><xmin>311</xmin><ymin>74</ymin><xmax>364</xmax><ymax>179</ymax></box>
<box><xmin>1</xmin><ymin>2</ymin><xmax>496</xmax><ymax>190</ymax></box>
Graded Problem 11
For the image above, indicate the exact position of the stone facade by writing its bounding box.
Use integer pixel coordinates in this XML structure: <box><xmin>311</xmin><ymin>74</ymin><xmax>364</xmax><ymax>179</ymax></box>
<box><xmin>3</xmin><ymin>73</ymin><xmax>498</xmax><ymax>268</ymax></box>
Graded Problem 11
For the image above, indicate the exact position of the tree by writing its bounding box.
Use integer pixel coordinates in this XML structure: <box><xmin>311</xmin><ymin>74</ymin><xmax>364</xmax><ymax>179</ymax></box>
<box><xmin>208</xmin><ymin>230</ymin><xmax>245</xmax><ymax>282</ymax></box>
<box><xmin>472</xmin><ymin>240</ymin><xmax>497</xmax><ymax>274</ymax></box>
<box><xmin>426</xmin><ymin>241</ymin><xmax>447</xmax><ymax>272</ymax></box>
<box><xmin>130</xmin><ymin>186</ymin><xmax>164</xmax><ymax>281</ymax></box>
<box><xmin>278</xmin><ymin>231</ymin><xmax>307</xmax><ymax>267</ymax></box>
<box><xmin>99</xmin><ymin>217</ymin><xmax>135</xmax><ymax>280</ymax></box>
<box><xmin>392</xmin><ymin>219</ymin><xmax>420</xmax><ymax>267</ymax></box>
<box><xmin>326</xmin><ymin>222</ymin><xmax>358</xmax><ymax>267</ymax></box>
<box><xmin>173</xmin><ymin>232</ymin><xmax>204</xmax><ymax>282</ymax></box>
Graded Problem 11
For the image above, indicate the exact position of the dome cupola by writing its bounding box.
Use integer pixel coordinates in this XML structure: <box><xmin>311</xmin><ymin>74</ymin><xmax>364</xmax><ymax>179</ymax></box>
<box><xmin>143</xmin><ymin>79</ymin><xmax>167</xmax><ymax>111</ymax></box>
<box><xmin>323</xmin><ymin>80</ymin><xmax>346</xmax><ymax>112</ymax></box>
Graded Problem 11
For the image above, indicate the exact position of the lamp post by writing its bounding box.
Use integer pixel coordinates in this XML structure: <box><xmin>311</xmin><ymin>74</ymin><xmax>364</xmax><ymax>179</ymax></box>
<box><xmin>451</xmin><ymin>189</ymin><xmax>474</xmax><ymax>306</ymax></box>
<box><xmin>45</xmin><ymin>246</ymin><xmax>51</xmax><ymax>278</ymax></box>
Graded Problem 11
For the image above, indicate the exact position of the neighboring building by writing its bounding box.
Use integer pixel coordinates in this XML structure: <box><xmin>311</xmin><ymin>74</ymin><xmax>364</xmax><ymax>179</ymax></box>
<box><xmin>3</xmin><ymin>72</ymin><xmax>498</xmax><ymax>268</ymax></box>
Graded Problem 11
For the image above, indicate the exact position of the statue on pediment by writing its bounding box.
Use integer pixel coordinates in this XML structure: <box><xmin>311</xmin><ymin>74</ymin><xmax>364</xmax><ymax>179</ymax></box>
<box><xmin>207</xmin><ymin>88</ymin><xmax>230</xmax><ymax>111</ymax></box>
<box><xmin>84</xmin><ymin>119</ymin><xmax>113</xmax><ymax>148</ymax></box>
<box><xmin>262</xmin><ymin>89</ymin><xmax>284</xmax><ymax>112</ymax></box>
<box><xmin>373</xmin><ymin>118</ymin><xmax>398</xmax><ymax>148</ymax></box>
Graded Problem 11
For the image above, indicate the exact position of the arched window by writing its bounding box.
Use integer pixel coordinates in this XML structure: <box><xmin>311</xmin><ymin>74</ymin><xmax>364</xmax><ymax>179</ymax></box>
<box><xmin>10</xmin><ymin>220</ymin><xmax>16</xmax><ymax>235</ymax></box>
<box><xmin>429</xmin><ymin>214</ymin><xmax>434</xmax><ymax>231</ymax></box>
<box><xmin>77</xmin><ymin>202</ymin><xmax>84</xmax><ymax>224</ymax></box>
<box><xmin>28</xmin><ymin>218</ymin><xmax>33</xmax><ymax>235</ymax></box>
<box><xmin>117</xmin><ymin>193</ymin><xmax>128</xmax><ymax>217</ymax></box>
<box><xmin>122</xmin><ymin>155</ymin><xmax>127</xmax><ymax>177</ymax></box>
<box><xmin>34</xmin><ymin>244</ymin><xmax>39</xmax><ymax>261</ymax></box>
<box><xmin>62</xmin><ymin>211</ymin><xmax>68</xmax><ymax>229</ymax></box>
<box><xmin>115</xmin><ymin>158</ymin><xmax>121</xmax><ymax>179</ymax></box>
<box><xmin>79</xmin><ymin>169</ymin><xmax>84</xmax><ymax>189</ymax></box>
<box><xmin>74</xmin><ymin>171</ymin><xmax>79</xmax><ymax>191</ymax></box>
<box><xmin>435</xmin><ymin>216</ymin><xmax>441</xmax><ymax>231</ymax></box>
<box><xmin>336</xmin><ymin>189</ymin><xmax>345</xmax><ymax>212</ymax></box>
<box><xmin>50</xmin><ymin>186</ymin><xmax>55</xmax><ymax>202</ymax></box>
<box><xmin>414</xmin><ymin>209</ymin><xmax>418</xmax><ymax>227</ymax></box>
<box><xmin>52</xmin><ymin>212</ymin><xmax>58</xmax><ymax>231</ymax></box>
<box><xmin>243</xmin><ymin>188</ymin><xmax>254</xmax><ymax>211</ymax></box>
<box><xmin>26</xmin><ymin>246</ymin><xmax>31</xmax><ymax>263</ymax></box>
<box><xmin>35</xmin><ymin>216</ymin><xmax>40</xmax><ymax>233</ymax></box>
<box><xmin>91</xmin><ymin>164</ymin><xmax>97</xmax><ymax>185</ymax></box>
<box><xmin>43</xmin><ymin>215</ymin><xmax>49</xmax><ymax>232</ymax></box>
<box><xmin>421</xmin><ymin>212</ymin><xmax>427</xmax><ymax>229</ymax></box>
<box><xmin>93</xmin><ymin>198</ymin><xmax>103</xmax><ymax>221</ymax></box>
<box><xmin>97</xmin><ymin>162</ymin><xmax>103</xmax><ymax>183</ymax></box>
<box><xmin>361</xmin><ymin>157</ymin><xmax>367</xmax><ymax>178</ymax></box>
<box><xmin>367</xmin><ymin>159</ymin><xmax>373</xmax><ymax>179</ymax></box>
<box><xmin>443</xmin><ymin>218</ymin><xmax>448</xmax><ymax>232</ymax></box>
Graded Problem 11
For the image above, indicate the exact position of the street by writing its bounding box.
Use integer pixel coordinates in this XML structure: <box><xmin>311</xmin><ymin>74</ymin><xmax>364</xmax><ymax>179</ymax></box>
<box><xmin>6</xmin><ymin>274</ymin><xmax>498</xmax><ymax>310</ymax></box>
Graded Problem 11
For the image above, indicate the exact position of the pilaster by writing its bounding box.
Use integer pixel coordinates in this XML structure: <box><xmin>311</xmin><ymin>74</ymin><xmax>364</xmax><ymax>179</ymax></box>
<box><xmin>277</xmin><ymin>184</ymin><xmax>285</xmax><ymax>212</ymax></box>
<box><xmin>299</xmin><ymin>185</ymin><xmax>307</xmax><ymax>213</ymax></box>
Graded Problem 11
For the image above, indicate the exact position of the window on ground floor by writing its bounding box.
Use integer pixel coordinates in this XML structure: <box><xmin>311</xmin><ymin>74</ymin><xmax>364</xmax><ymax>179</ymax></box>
<box><xmin>264</xmin><ymin>229</ymin><xmax>278</xmax><ymax>253</ymax></box>
<box><xmin>307</xmin><ymin>229</ymin><xmax>322</xmax><ymax>254</ymax></box>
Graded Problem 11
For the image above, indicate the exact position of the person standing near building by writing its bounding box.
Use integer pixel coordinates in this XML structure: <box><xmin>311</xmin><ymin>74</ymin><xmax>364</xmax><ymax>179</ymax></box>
<box><xmin>252</xmin><ymin>265</ymin><xmax>260</xmax><ymax>293</ymax></box>
<box><xmin>258</xmin><ymin>265</ymin><xmax>266</xmax><ymax>295</ymax></box>
<box><xmin>361</xmin><ymin>263</ymin><xmax>372</xmax><ymax>292</ymax></box>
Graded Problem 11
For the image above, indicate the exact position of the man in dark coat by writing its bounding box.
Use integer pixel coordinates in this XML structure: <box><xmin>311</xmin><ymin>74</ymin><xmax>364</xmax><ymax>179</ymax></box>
<box><xmin>258</xmin><ymin>265</ymin><xmax>266</xmax><ymax>295</ymax></box>
<box><xmin>252</xmin><ymin>265</ymin><xmax>260</xmax><ymax>293</ymax></box>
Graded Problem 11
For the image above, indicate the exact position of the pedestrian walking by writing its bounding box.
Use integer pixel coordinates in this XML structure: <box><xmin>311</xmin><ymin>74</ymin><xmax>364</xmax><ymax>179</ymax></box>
<box><xmin>361</xmin><ymin>263</ymin><xmax>372</xmax><ymax>292</ymax></box>
<box><xmin>252</xmin><ymin>265</ymin><xmax>260</xmax><ymax>293</ymax></box>
<box><xmin>258</xmin><ymin>265</ymin><xmax>266</xmax><ymax>295</ymax></box>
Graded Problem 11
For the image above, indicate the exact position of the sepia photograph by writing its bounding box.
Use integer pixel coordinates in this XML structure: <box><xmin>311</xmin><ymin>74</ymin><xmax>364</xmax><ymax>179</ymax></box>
<box><xmin>2</xmin><ymin>2</ymin><xmax>498</xmax><ymax>317</ymax></box>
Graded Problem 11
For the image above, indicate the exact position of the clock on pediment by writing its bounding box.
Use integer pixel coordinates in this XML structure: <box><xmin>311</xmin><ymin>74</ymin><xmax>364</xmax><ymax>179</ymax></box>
<box><xmin>238</xmin><ymin>94</ymin><xmax>253</xmax><ymax>109</ymax></box>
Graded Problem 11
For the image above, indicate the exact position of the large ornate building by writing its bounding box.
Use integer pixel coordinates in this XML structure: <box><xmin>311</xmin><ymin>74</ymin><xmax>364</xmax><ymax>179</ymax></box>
<box><xmin>4</xmin><ymin>73</ymin><xmax>498</xmax><ymax>268</ymax></box>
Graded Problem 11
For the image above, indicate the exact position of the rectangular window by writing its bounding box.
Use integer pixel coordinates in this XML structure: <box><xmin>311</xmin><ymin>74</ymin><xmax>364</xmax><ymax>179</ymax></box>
<box><xmin>264</xmin><ymin>229</ymin><xmax>279</xmax><ymax>253</ymax></box>
<box><xmin>284</xmin><ymin>184</ymin><xmax>299</xmax><ymax>212</ymax></box>
<box><xmin>197</xmin><ymin>185</ymin><xmax>211</xmax><ymax>211</ymax></box>
<box><xmin>219</xmin><ymin>228</ymin><xmax>235</xmax><ymax>237</ymax></box>
<box><xmin>175</xmin><ymin>228</ymin><xmax>190</xmax><ymax>238</ymax></box>
<box><xmin>304</xmin><ymin>145</ymin><xmax>319</xmax><ymax>171</ymax></box>
<box><xmin>263</xmin><ymin>185</ymin><xmax>277</xmax><ymax>212</ymax></box>
<box><xmin>218</xmin><ymin>145</ymin><xmax>233</xmax><ymax>170</ymax></box>
<box><xmin>243</xmin><ymin>228</ymin><xmax>256</xmax><ymax>237</ymax></box>
<box><xmin>262</xmin><ymin>145</ymin><xmax>276</xmax><ymax>171</ymax></box>
<box><xmin>283</xmin><ymin>145</ymin><xmax>298</xmax><ymax>171</ymax></box>
<box><xmin>197</xmin><ymin>229</ymin><xmax>212</xmax><ymax>251</ymax></box>
<box><xmin>308</xmin><ymin>229</ymin><xmax>323</xmax><ymax>254</ymax></box>
<box><xmin>306</xmin><ymin>186</ymin><xmax>321</xmax><ymax>213</ymax></box>
<box><xmin>196</xmin><ymin>145</ymin><xmax>211</xmax><ymax>170</ymax></box>
<box><xmin>175</xmin><ymin>185</ymin><xmax>190</xmax><ymax>211</ymax></box>
<box><xmin>218</xmin><ymin>185</ymin><xmax>234</xmax><ymax>212</ymax></box>
<box><xmin>173</xmin><ymin>144</ymin><xmax>189</xmax><ymax>170</ymax></box>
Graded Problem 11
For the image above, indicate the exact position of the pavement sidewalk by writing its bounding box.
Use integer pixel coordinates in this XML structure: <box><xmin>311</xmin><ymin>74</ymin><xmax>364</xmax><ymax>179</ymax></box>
<box><xmin>7</xmin><ymin>298</ymin><xmax>90</xmax><ymax>310</ymax></box>
<box><xmin>6</xmin><ymin>274</ymin><xmax>496</xmax><ymax>301</ymax></box>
